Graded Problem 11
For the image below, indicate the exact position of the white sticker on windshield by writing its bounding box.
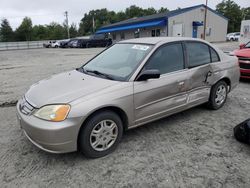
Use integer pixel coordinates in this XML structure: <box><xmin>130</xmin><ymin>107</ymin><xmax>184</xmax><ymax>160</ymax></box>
<box><xmin>132</xmin><ymin>45</ymin><xmax>150</xmax><ymax>51</ymax></box>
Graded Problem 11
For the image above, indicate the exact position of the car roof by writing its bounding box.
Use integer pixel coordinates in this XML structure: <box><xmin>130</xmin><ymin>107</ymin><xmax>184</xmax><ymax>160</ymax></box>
<box><xmin>118</xmin><ymin>37</ymin><xmax>206</xmax><ymax>45</ymax></box>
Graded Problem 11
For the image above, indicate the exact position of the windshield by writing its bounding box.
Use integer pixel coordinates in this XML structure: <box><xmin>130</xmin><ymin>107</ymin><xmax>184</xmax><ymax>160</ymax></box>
<box><xmin>82</xmin><ymin>43</ymin><xmax>153</xmax><ymax>81</ymax></box>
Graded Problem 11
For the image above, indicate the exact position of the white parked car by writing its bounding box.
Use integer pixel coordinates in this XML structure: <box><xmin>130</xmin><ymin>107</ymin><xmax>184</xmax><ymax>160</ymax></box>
<box><xmin>51</xmin><ymin>41</ymin><xmax>60</xmax><ymax>48</ymax></box>
<box><xmin>43</xmin><ymin>41</ymin><xmax>60</xmax><ymax>48</ymax></box>
<box><xmin>226</xmin><ymin>32</ymin><xmax>240</xmax><ymax>41</ymax></box>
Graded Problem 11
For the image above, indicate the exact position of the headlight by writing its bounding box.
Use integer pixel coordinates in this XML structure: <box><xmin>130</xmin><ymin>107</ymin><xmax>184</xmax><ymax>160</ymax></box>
<box><xmin>34</xmin><ymin>104</ymin><xmax>70</xmax><ymax>122</ymax></box>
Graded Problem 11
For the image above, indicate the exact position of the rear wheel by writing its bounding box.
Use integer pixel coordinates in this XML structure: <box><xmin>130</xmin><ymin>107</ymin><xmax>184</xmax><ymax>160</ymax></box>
<box><xmin>207</xmin><ymin>80</ymin><xmax>228</xmax><ymax>110</ymax></box>
<box><xmin>78</xmin><ymin>111</ymin><xmax>123</xmax><ymax>158</ymax></box>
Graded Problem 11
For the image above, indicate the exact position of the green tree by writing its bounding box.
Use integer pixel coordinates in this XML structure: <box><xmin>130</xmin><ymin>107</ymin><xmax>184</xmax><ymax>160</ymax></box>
<box><xmin>0</xmin><ymin>18</ymin><xmax>14</xmax><ymax>42</ymax></box>
<box><xmin>46</xmin><ymin>22</ymin><xmax>66</xmax><ymax>40</ymax></box>
<box><xmin>158</xmin><ymin>7</ymin><xmax>169</xmax><ymax>13</ymax></box>
<box><xmin>144</xmin><ymin>7</ymin><xmax>157</xmax><ymax>15</ymax></box>
<box><xmin>32</xmin><ymin>25</ymin><xmax>49</xmax><ymax>40</ymax></box>
<box><xmin>69</xmin><ymin>23</ymin><xmax>78</xmax><ymax>38</ymax></box>
<box><xmin>15</xmin><ymin>17</ymin><xmax>33</xmax><ymax>41</ymax></box>
<box><xmin>125</xmin><ymin>5</ymin><xmax>144</xmax><ymax>18</ymax></box>
<box><xmin>241</xmin><ymin>7</ymin><xmax>250</xmax><ymax>20</ymax></box>
<box><xmin>216</xmin><ymin>0</ymin><xmax>242</xmax><ymax>32</ymax></box>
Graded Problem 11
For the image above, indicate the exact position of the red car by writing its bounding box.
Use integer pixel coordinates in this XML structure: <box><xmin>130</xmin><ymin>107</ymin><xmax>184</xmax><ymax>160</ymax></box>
<box><xmin>233</xmin><ymin>41</ymin><xmax>250</xmax><ymax>79</ymax></box>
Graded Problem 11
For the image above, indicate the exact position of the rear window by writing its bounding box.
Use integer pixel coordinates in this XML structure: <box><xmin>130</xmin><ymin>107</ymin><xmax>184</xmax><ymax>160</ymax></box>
<box><xmin>186</xmin><ymin>42</ymin><xmax>211</xmax><ymax>67</ymax></box>
<box><xmin>210</xmin><ymin>47</ymin><xmax>220</xmax><ymax>62</ymax></box>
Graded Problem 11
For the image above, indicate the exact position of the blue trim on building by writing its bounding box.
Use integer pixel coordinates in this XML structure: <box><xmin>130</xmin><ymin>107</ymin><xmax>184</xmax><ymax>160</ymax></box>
<box><xmin>96</xmin><ymin>19</ymin><xmax>167</xmax><ymax>34</ymax></box>
<box><xmin>192</xmin><ymin>21</ymin><xmax>203</xmax><ymax>26</ymax></box>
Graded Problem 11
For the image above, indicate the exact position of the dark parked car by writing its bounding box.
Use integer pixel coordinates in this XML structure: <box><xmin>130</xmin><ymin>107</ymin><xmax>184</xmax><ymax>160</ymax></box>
<box><xmin>58</xmin><ymin>39</ymin><xmax>70</xmax><ymax>48</ymax></box>
<box><xmin>85</xmin><ymin>34</ymin><xmax>112</xmax><ymax>48</ymax></box>
<box><xmin>75</xmin><ymin>39</ymin><xmax>89</xmax><ymax>48</ymax></box>
<box><xmin>60</xmin><ymin>39</ymin><xmax>77</xmax><ymax>48</ymax></box>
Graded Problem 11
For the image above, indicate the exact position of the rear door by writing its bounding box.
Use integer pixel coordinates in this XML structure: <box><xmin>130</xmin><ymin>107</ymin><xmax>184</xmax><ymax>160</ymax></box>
<box><xmin>133</xmin><ymin>42</ymin><xmax>188</xmax><ymax>126</ymax></box>
<box><xmin>184</xmin><ymin>42</ymin><xmax>214</xmax><ymax>106</ymax></box>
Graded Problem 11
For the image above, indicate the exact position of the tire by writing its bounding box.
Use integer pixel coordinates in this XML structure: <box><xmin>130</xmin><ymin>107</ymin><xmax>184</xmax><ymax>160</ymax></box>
<box><xmin>207</xmin><ymin>80</ymin><xmax>228</xmax><ymax>110</ymax></box>
<box><xmin>78</xmin><ymin>110</ymin><xmax>123</xmax><ymax>158</ymax></box>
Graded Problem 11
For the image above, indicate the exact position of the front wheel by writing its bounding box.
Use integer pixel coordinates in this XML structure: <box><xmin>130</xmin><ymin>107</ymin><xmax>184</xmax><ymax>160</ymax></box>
<box><xmin>207</xmin><ymin>80</ymin><xmax>228</xmax><ymax>110</ymax></box>
<box><xmin>78</xmin><ymin>111</ymin><xmax>123</xmax><ymax>158</ymax></box>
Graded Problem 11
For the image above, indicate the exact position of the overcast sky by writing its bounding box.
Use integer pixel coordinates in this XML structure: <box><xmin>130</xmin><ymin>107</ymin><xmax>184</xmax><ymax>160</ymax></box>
<box><xmin>0</xmin><ymin>0</ymin><xmax>249</xmax><ymax>29</ymax></box>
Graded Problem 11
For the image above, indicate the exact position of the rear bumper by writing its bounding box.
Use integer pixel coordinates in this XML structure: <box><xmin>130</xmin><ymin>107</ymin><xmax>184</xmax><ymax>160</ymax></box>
<box><xmin>16</xmin><ymin>99</ymin><xmax>83</xmax><ymax>153</ymax></box>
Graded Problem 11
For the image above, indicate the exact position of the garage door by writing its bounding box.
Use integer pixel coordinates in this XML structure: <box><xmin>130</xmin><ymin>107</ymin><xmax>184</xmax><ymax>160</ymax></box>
<box><xmin>173</xmin><ymin>24</ymin><xmax>183</xmax><ymax>37</ymax></box>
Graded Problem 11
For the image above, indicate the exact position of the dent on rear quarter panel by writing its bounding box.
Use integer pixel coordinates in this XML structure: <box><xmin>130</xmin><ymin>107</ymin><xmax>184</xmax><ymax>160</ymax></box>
<box><xmin>210</xmin><ymin>54</ymin><xmax>239</xmax><ymax>90</ymax></box>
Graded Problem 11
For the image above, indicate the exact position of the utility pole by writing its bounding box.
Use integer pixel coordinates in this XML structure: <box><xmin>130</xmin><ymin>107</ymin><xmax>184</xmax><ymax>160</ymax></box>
<box><xmin>92</xmin><ymin>15</ymin><xmax>95</xmax><ymax>34</ymax></box>
<box><xmin>64</xmin><ymin>11</ymin><xmax>70</xmax><ymax>39</ymax></box>
<box><xmin>203</xmin><ymin>0</ymin><xmax>208</xmax><ymax>40</ymax></box>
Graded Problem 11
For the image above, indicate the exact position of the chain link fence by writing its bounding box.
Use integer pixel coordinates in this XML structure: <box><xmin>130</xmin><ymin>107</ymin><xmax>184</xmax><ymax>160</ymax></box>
<box><xmin>0</xmin><ymin>41</ymin><xmax>48</xmax><ymax>51</ymax></box>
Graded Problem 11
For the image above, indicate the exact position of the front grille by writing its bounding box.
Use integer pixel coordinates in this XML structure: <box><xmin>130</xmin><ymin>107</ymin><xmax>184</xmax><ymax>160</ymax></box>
<box><xmin>19</xmin><ymin>97</ymin><xmax>35</xmax><ymax>115</ymax></box>
<box><xmin>238</xmin><ymin>56</ymin><xmax>250</xmax><ymax>61</ymax></box>
<box><xmin>241</xmin><ymin>72</ymin><xmax>250</xmax><ymax>77</ymax></box>
<box><xmin>238</xmin><ymin>56</ymin><xmax>250</xmax><ymax>70</ymax></box>
<box><xmin>239</xmin><ymin>63</ymin><xmax>250</xmax><ymax>69</ymax></box>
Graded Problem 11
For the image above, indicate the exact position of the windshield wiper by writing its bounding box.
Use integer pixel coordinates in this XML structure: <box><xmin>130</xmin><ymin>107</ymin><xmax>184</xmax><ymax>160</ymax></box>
<box><xmin>85</xmin><ymin>69</ymin><xmax>114</xmax><ymax>80</ymax></box>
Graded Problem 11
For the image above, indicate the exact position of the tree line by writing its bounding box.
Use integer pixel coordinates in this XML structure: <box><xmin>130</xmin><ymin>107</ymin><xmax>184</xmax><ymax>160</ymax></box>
<box><xmin>0</xmin><ymin>0</ymin><xmax>249</xmax><ymax>42</ymax></box>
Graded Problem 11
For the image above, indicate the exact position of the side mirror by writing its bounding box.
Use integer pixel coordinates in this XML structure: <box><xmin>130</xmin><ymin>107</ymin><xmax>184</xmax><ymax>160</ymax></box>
<box><xmin>239</xmin><ymin>44</ymin><xmax>246</xmax><ymax>49</ymax></box>
<box><xmin>136</xmin><ymin>69</ymin><xmax>160</xmax><ymax>81</ymax></box>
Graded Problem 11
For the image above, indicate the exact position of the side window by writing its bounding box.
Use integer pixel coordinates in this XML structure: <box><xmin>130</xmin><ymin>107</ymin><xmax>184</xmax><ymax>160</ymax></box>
<box><xmin>145</xmin><ymin>43</ymin><xmax>184</xmax><ymax>75</ymax></box>
<box><xmin>186</xmin><ymin>42</ymin><xmax>211</xmax><ymax>67</ymax></box>
<box><xmin>210</xmin><ymin>47</ymin><xmax>220</xmax><ymax>62</ymax></box>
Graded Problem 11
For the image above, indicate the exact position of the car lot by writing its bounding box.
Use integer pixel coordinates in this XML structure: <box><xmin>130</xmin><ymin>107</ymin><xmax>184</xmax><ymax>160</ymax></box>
<box><xmin>1</xmin><ymin>41</ymin><xmax>250</xmax><ymax>187</ymax></box>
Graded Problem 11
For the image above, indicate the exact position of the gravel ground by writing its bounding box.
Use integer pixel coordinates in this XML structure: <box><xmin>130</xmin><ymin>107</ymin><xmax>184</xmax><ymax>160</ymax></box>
<box><xmin>1</xmin><ymin>41</ymin><xmax>250</xmax><ymax>188</ymax></box>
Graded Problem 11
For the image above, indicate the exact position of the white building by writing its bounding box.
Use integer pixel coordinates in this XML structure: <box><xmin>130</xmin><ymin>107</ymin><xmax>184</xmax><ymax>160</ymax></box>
<box><xmin>240</xmin><ymin>20</ymin><xmax>250</xmax><ymax>44</ymax></box>
<box><xmin>96</xmin><ymin>4</ymin><xmax>228</xmax><ymax>42</ymax></box>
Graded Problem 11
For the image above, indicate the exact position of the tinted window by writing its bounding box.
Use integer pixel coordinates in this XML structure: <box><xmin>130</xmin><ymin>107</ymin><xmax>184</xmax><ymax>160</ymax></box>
<box><xmin>210</xmin><ymin>47</ymin><xmax>220</xmax><ymax>62</ymax></box>
<box><xmin>152</xmin><ymin>30</ymin><xmax>155</xmax><ymax>37</ymax></box>
<box><xmin>186</xmin><ymin>42</ymin><xmax>210</xmax><ymax>67</ymax></box>
<box><xmin>156</xmin><ymin>29</ymin><xmax>161</xmax><ymax>36</ymax></box>
<box><xmin>145</xmin><ymin>43</ymin><xmax>184</xmax><ymax>74</ymax></box>
<box><xmin>120</xmin><ymin>33</ymin><xmax>125</xmax><ymax>40</ymax></box>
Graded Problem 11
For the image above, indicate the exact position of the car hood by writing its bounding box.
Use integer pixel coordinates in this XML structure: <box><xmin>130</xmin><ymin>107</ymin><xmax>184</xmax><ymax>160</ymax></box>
<box><xmin>25</xmin><ymin>70</ymin><xmax>119</xmax><ymax>108</ymax></box>
<box><xmin>233</xmin><ymin>48</ymin><xmax>250</xmax><ymax>57</ymax></box>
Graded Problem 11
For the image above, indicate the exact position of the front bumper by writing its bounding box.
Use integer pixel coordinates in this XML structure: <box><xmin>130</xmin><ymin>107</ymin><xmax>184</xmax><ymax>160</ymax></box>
<box><xmin>16</xmin><ymin>99</ymin><xmax>82</xmax><ymax>153</ymax></box>
<box><xmin>240</xmin><ymin>69</ymin><xmax>250</xmax><ymax>79</ymax></box>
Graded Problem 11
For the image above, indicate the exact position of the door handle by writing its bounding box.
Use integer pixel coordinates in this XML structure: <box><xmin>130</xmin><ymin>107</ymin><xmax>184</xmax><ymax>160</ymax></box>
<box><xmin>178</xmin><ymin>81</ymin><xmax>185</xmax><ymax>86</ymax></box>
